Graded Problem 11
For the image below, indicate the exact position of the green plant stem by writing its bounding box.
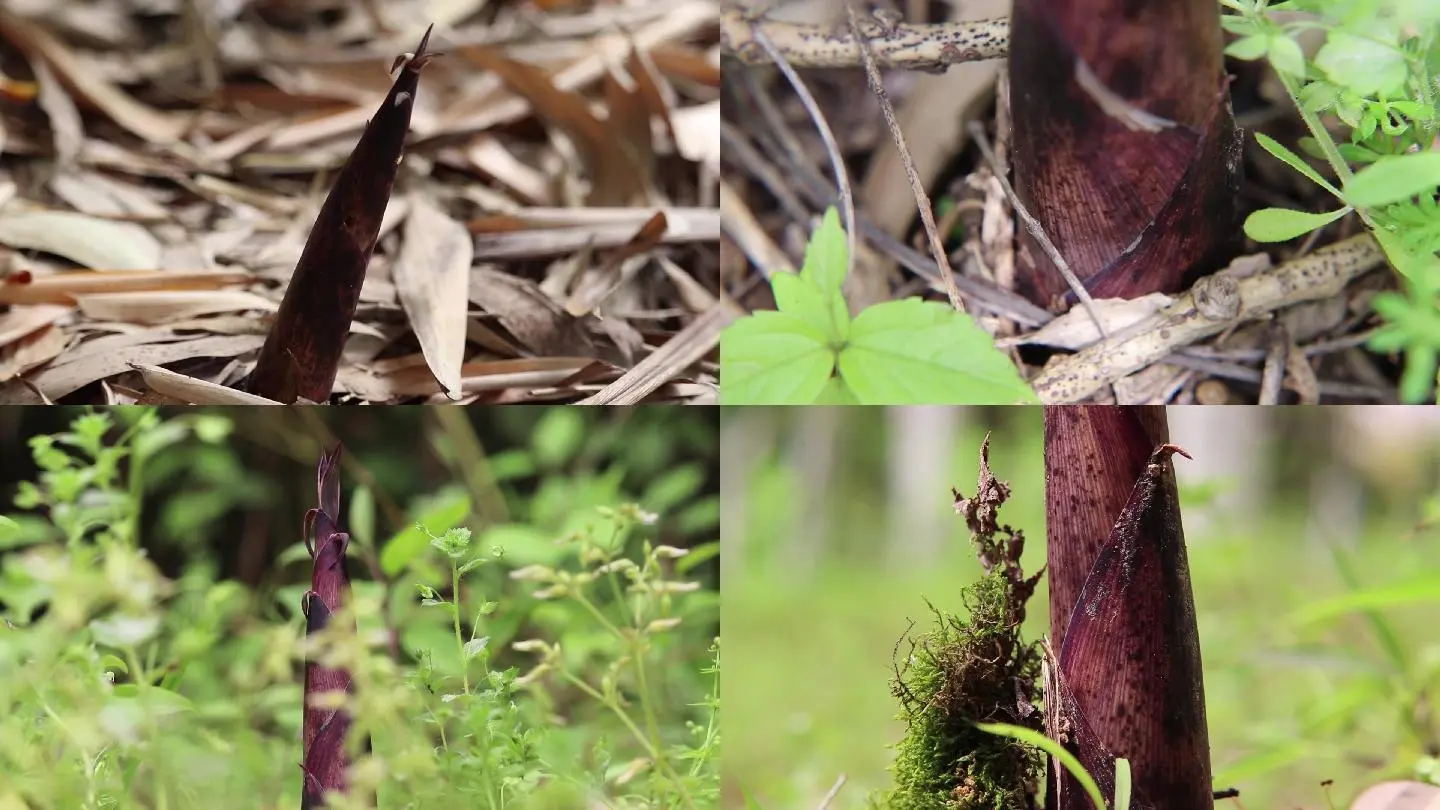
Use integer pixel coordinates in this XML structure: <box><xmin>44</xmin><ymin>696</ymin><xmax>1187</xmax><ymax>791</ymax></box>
<box><xmin>557</xmin><ymin>669</ymin><xmax>658</xmax><ymax>760</ymax></box>
<box><xmin>1276</xmin><ymin>71</ymin><xmax>1354</xmax><ymax>186</ymax></box>
<box><xmin>125</xmin><ymin>646</ymin><xmax>170</xmax><ymax>810</ymax></box>
<box><xmin>567</xmin><ymin>585</ymin><xmax>699</xmax><ymax>810</ymax></box>
<box><xmin>451</xmin><ymin>562</ymin><xmax>469</xmax><ymax>695</ymax></box>
<box><xmin>570</xmin><ymin>589</ymin><xmax>625</xmax><ymax>642</ymax></box>
<box><xmin>690</xmin><ymin>641</ymin><xmax>720</xmax><ymax>778</ymax></box>
<box><xmin>127</xmin><ymin>447</ymin><xmax>145</xmax><ymax>549</ymax></box>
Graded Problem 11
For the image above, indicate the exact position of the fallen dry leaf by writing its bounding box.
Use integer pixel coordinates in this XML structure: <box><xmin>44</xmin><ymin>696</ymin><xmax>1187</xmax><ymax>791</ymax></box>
<box><xmin>73</xmin><ymin>290</ymin><xmax>275</xmax><ymax>325</ymax></box>
<box><xmin>0</xmin><ymin>269</ymin><xmax>253</xmax><ymax>305</ymax></box>
<box><xmin>132</xmin><ymin>363</ymin><xmax>280</xmax><ymax>405</ymax></box>
<box><xmin>393</xmin><ymin>194</ymin><xmax>472</xmax><ymax>397</ymax></box>
<box><xmin>468</xmin><ymin>268</ymin><xmax>595</xmax><ymax>357</ymax></box>
<box><xmin>13</xmin><ymin>333</ymin><xmax>264</xmax><ymax>400</ymax></box>
<box><xmin>0</xmin><ymin>9</ymin><xmax>189</xmax><ymax>143</ymax></box>
<box><xmin>457</xmin><ymin>46</ymin><xmax>649</xmax><ymax>206</ymax></box>
<box><xmin>0</xmin><ymin>323</ymin><xmax>68</xmax><ymax>381</ymax></box>
<box><xmin>1002</xmin><ymin>293</ymin><xmax>1174</xmax><ymax>350</ymax></box>
<box><xmin>0</xmin><ymin>210</ymin><xmax>162</xmax><ymax>270</ymax></box>
<box><xmin>0</xmin><ymin>303</ymin><xmax>69</xmax><ymax>346</ymax></box>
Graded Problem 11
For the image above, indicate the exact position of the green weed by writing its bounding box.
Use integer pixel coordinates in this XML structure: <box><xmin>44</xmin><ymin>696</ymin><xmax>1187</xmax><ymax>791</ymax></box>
<box><xmin>0</xmin><ymin>409</ymin><xmax>718</xmax><ymax>809</ymax></box>
<box><xmin>719</xmin><ymin>209</ymin><xmax>1038</xmax><ymax>405</ymax></box>
<box><xmin>1221</xmin><ymin>0</ymin><xmax>1440</xmax><ymax>401</ymax></box>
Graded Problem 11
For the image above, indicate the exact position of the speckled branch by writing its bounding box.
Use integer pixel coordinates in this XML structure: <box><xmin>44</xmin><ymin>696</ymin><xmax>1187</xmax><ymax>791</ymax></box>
<box><xmin>1031</xmin><ymin>234</ymin><xmax>1384</xmax><ymax>403</ymax></box>
<box><xmin>721</xmin><ymin>5</ymin><xmax>1007</xmax><ymax>69</ymax></box>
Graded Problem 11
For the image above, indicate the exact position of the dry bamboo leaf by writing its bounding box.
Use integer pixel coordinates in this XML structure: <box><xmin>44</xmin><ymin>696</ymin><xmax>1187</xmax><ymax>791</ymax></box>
<box><xmin>463</xmin><ymin>135</ymin><xmax>552</xmax><ymax>204</ymax></box>
<box><xmin>672</xmin><ymin>101</ymin><xmax>719</xmax><ymax>175</ymax></box>
<box><xmin>31</xmin><ymin>58</ymin><xmax>82</xmax><ymax>166</ymax></box>
<box><xmin>17</xmin><ymin>333</ymin><xmax>264</xmax><ymax>400</ymax></box>
<box><xmin>0</xmin><ymin>11</ymin><xmax>189</xmax><ymax>143</ymax></box>
<box><xmin>457</xmin><ymin>46</ymin><xmax>647</xmax><ymax>205</ymax></box>
<box><xmin>469</xmin><ymin>268</ymin><xmax>595</xmax><ymax>357</ymax></box>
<box><xmin>625</xmin><ymin>48</ymin><xmax>679</xmax><ymax>146</ymax></box>
<box><xmin>473</xmin><ymin>216</ymin><xmax>717</xmax><ymax>259</ymax></box>
<box><xmin>49</xmin><ymin>171</ymin><xmax>171</xmax><ymax>220</ymax></box>
<box><xmin>657</xmin><ymin>254</ymin><xmax>717</xmax><ymax>312</ymax></box>
<box><xmin>435</xmin><ymin>1</ymin><xmax>714</xmax><ymax>137</ymax></box>
<box><xmin>0</xmin><ymin>303</ymin><xmax>69</xmax><ymax>346</ymax></box>
<box><xmin>580</xmin><ymin>302</ymin><xmax>730</xmax><ymax>405</ymax></box>
<box><xmin>0</xmin><ymin>210</ymin><xmax>162</xmax><ymax>270</ymax></box>
<box><xmin>0</xmin><ymin>323</ymin><xmax>67</xmax><ymax>381</ymax></box>
<box><xmin>73</xmin><ymin>290</ymin><xmax>275</xmax><ymax>324</ymax></box>
<box><xmin>392</xmin><ymin>194</ymin><xmax>472</xmax><ymax>397</ymax></box>
<box><xmin>565</xmin><ymin>211</ymin><xmax>667</xmax><ymax>316</ymax></box>
<box><xmin>0</xmin><ymin>269</ymin><xmax>253</xmax><ymax>305</ymax></box>
<box><xmin>132</xmin><ymin>363</ymin><xmax>280</xmax><ymax>405</ymax></box>
<box><xmin>337</xmin><ymin>355</ymin><xmax>598</xmax><ymax>400</ymax></box>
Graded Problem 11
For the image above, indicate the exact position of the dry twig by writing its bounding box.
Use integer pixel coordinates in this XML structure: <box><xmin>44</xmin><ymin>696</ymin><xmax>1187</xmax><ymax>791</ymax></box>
<box><xmin>722</xmin><ymin>5</ymin><xmax>1007</xmax><ymax>69</ymax></box>
<box><xmin>1032</xmin><ymin>234</ymin><xmax>1384</xmax><ymax>403</ymax></box>
<box><xmin>844</xmin><ymin>2</ymin><xmax>963</xmax><ymax>312</ymax></box>
<box><xmin>747</xmin><ymin>16</ymin><xmax>856</xmax><ymax>281</ymax></box>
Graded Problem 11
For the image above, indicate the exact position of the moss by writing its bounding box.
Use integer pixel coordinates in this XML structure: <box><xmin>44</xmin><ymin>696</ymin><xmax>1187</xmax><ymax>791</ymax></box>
<box><xmin>876</xmin><ymin>438</ymin><xmax>1044</xmax><ymax>809</ymax></box>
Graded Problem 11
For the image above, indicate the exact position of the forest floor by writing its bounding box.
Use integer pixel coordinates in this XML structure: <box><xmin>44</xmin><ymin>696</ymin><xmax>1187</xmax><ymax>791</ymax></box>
<box><xmin>0</xmin><ymin>0</ymin><xmax>719</xmax><ymax>404</ymax></box>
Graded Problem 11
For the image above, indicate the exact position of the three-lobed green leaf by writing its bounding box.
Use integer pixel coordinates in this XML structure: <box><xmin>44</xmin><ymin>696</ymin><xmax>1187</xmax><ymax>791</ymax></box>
<box><xmin>837</xmin><ymin>298</ymin><xmax>1040</xmax><ymax>404</ymax></box>
<box><xmin>719</xmin><ymin>207</ymin><xmax>1038</xmax><ymax>404</ymax></box>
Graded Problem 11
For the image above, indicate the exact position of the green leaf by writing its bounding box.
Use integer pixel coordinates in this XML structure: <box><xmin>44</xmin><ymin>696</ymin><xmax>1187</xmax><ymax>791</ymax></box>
<box><xmin>1266</xmin><ymin>34</ymin><xmax>1306</xmax><ymax>77</ymax></box>
<box><xmin>0</xmin><ymin>515</ymin><xmax>17</xmax><ymax>545</ymax></box>
<box><xmin>1344</xmin><ymin>153</ymin><xmax>1440</xmax><ymax>208</ymax></box>
<box><xmin>1297</xmin><ymin>80</ymin><xmax>1339</xmax><ymax>112</ymax></box>
<box><xmin>720</xmin><ymin>311</ymin><xmax>834</xmax><ymax>404</ymax></box>
<box><xmin>1358</xmin><ymin>109</ymin><xmax>1378</xmax><ymax>141</ymax></box>
<box><xmin>1219</xmin><ymin>16</ymin><xmax>1259</xmax><ymax>35</ymax></box>
<box><xmin>480</xmin><ymin>523</ymin><xmax>564</xmax><ymax>565</ymax></box>
<box><xmin>532</xmin><ymin>408</ymin><xmax>585</xmax><ymax>468</ymax></box>
<box><xmin>800</xmin><ymin>207</ymin><xmax>848</xmax><ymax>296</ymax></box>
<box><xmin>975</xmin><ymin>722</ymin><xmax>1106</xmax><ymax>810</ymax></box>
<box><xmin>1315</xmin><ymin>30</ymin><xmax>1407</xmax><ymax>97</ymax></box>
<box><xmin>1399</xmin><ymin>343</ymin><xmax>1438</xmax><ymax>404</ymax></box>
<box><xmin>771</xmin><ymin>271</ymin><xmax>849</xmax><ymax>341</ymax></box>
<box><xmin>380</xmin><ymin>489</ymin><xmax>471</xmax><ymax>576</ymax></box>
<box><xmin>1253</xmin><ymin>132</ymin><xmax>1340</xmax><ymax>196</ymax></box>
<box><xmin>1114</xmin><ymin>759</ymin><xmax>1132</xmax><ymax>810</ymax></box>
<box><xmin>1388</xmin><ymin>100</ymin><xmax>1434</xmax><ymax>121</ymax></box>
<box><xmin>811</xmin><ymin>376</ymin><xmax>859</xmax><ymax>404</ymax></box>
<box><xmin>1243</xmin><ymin>207</ymin><xmax>1351</xmax><ymax>242</ymax></box>
<box><xmin>1288</xmin><ymin>573</ymin><xmax>1440</xmax><ymax>626</ymax></box>
<box><xmin>463</xmin><ymin>637</ymin><xmax>490</xmax><ymax>660</ymax></box>
<box><xmin>1224</xmin><ymin>34</ymin><xmax>1270</xmax><ymax>60</ymax></box>
<box><xmin>836</xmin><ymin>298</ymin><xmax>1038</xmax><ymax>404</ymax></box>
<box><xmin>348</xmin><ymin>485</ymin><xmax>374</xmax><ymax>548</ymax></box>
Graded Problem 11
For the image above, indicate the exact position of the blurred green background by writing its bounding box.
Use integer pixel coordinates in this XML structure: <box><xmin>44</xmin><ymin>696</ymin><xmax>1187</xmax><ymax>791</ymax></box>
<box><xmin>0</xmin><ymin>407</ymin><xmax>720</xmax><ymax>591</ymax></box>
<box><xmin>722</xmin><ymin>406</ymin><xmax>1440</xmax><ymax>809</ymax></box>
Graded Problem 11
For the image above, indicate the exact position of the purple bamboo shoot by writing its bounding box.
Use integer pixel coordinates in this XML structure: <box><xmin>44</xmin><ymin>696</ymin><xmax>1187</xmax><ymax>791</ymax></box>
<box><xmin>1009</xmin><ymin>0</ymin><xmax>1241</xmax><ymax>308</ymax></box>
<box><xmin>1045</xmin><ymin>407</ymin><xmax>1212</xmax><ymax>810</ymax></box>
<box><xmin>248</xmin><ymin>28</ymin><xmax>435</xmax><ymax>403</ymax></box>
<box><xmin>300</xmin><ymin>445</ymin><xmax>359</xmax><ymax>809</ymax></box>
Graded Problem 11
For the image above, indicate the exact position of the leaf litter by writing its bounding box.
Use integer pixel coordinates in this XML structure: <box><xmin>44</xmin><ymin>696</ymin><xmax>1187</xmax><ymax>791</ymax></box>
<box><xmin>0</xmin><ymin>0</ymin><xmax>718</xmax><ymax>404</ymax></box>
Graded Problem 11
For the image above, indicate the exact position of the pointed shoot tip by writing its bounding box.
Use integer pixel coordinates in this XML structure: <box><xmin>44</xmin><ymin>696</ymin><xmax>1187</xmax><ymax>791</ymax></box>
<box><xmin>1153</xmin><ymin>443</ymin><xmax>1192</xmax><ymax>462</ymax></box>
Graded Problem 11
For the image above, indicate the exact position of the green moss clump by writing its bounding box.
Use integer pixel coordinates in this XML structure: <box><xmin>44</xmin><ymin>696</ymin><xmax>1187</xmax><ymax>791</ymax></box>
<box><xmin>876</xmin><ymin>437</ymin><xmax>1044</xmax><ymax>810</ymax></box>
